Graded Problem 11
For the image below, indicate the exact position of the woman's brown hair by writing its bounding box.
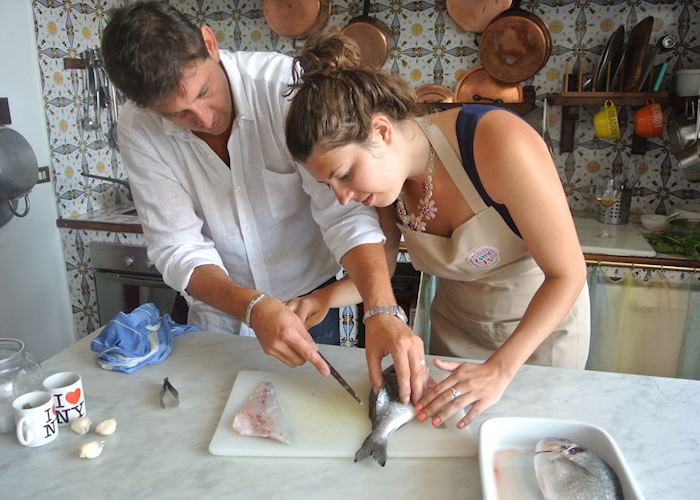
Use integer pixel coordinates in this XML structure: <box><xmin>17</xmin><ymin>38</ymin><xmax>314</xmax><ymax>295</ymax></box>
<box><xmin>285</xmin><ymin>31</ymin><xmax>425</xmax><ymax>163</ymax></box>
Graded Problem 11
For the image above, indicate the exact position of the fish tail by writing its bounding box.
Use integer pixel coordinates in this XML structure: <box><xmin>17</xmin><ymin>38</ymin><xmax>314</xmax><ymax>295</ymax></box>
<box><xmin>354</xmin><ymin>433</ymin><xmax>388</xmax><ymax>466</ymax></box>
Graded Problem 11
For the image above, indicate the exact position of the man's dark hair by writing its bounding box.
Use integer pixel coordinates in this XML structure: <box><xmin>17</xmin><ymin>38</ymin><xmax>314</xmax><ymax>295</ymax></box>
<box><xmin>101</xmin><ymin>1</ymin><xmax>209</xmax><ymax>108</ymax></box>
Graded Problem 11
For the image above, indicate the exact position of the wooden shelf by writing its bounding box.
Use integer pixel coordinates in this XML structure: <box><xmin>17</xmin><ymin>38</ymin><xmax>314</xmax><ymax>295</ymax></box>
<box><xmin>545</xmin><ymin>92</ymin><xmax>700</xmax><ymax>154</ymax></box>
<box><xmin>427</xmin><ymin>85</ymin><xmax>536</xmax><ymax>116</ymax></box>
<box><xmin>63</xmin><ymin>57</ymin><xmax>88</xmax><ymax>69</ymax></box>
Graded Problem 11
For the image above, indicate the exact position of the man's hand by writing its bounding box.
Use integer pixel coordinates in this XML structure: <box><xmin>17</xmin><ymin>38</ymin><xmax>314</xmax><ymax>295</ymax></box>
<box><xmin>249</xmin><ymin>296</ymin><xmax>329</xmax><ymax>376</ymax></box>
<box><xmin>364</xmin><ymin>314</ymin><xmax>426</xmax><ymax>405</ymax></box>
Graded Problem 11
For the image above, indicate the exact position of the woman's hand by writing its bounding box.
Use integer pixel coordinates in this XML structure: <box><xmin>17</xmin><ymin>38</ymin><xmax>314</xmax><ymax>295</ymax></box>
<box><xmin>416</xmin><ymin>358</ymin><xmax>512</xmax><ymax>429</ymax></box>
<box><xmin>286</xmin><ymin>290</ymin><xmax>331</xmax><ymax>329</ymax></box>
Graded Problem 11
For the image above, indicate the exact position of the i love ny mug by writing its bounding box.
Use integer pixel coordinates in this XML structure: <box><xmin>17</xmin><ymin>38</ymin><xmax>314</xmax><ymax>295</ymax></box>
<box><xmin>43</xmin><ymin>371</ymin><xmax>86</xmax><ymax>425</ymax></box>
<box><xmin>12</xmin><ymin>390</ymin><xmax>58</xmax><ymax>447</ymax></box>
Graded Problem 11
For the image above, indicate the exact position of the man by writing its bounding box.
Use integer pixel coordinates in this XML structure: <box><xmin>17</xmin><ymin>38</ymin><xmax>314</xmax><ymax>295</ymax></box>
<box><xmin>101</xmin><ymin>0</ymin><xmax>425</xmax><ymax>401</ymax></box>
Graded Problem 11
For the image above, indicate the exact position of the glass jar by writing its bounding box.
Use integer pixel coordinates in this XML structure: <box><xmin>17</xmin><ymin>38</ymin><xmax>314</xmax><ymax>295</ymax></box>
<box><xmin>0</xmin><ymin>338</ymin><xmax>44</xmax><ymax>433</ymax></box>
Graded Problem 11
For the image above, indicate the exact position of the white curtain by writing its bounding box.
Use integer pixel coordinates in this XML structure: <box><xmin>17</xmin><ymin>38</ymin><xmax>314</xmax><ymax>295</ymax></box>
<box><xmin>587</xmin><ymin>266</ymin><xmax>700</xmax><ymax>379</ymax></box>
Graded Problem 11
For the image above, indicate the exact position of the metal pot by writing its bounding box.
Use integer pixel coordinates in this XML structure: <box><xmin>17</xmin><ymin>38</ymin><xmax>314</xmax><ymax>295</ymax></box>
<box><xmin>479</xmin><ymin>3</ymin><xmax>552</xmax><ymax>83</ymax></box>
<box><xmin>263</xmin><ymin>0</ymin><xmax>330</xmax><ymax>38</ymax></box>
<box><xmin>415</xmin><ymin>84</ymin><xmax>454</xmax><ymax>103</ymax></box>
<box><xmin>668</xmin><ymin>115</ymin><xmax>698</xmax><ymax>154</ymax></box>
<box><xmin>341</xmin><ymin>0</ymin><xmax>394</xmax><ymax>70</ymax></box>
<box><xmin>0</xmin><ymin>126</ymin><xmax>38</xmax><ymax>226</ymax></box>
<box><xmin>668</xmin><ymin>218</ymin><xmax>700</xmax><ymax>237</ymax></box>
<box><xmin>454</xmin><ymin>66</ymin><xmax>523</xmax><ymax>103</ymax></box>
<box><xmin>446</xmin><ymin>0</ymin><xmax>512</xmax><ymax>34</ymax></box>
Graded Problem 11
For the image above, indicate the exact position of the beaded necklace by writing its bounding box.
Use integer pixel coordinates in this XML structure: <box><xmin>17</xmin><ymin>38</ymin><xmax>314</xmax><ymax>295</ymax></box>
<box><xmin>395</xmin><ymin>146</ymin><xmax>437</xmax><ymax>232</ymax></box>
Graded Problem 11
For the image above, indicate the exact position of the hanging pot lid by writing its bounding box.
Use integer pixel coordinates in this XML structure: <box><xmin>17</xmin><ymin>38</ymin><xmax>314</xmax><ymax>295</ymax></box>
<box><xmin>0</xmin><ymin>126</ymin><xmax>38</xmax><ymax>199</ymax></box>
<box><xmin>479</xmin><ymin>7</ymin><xmax>552</xmax><ymax>83</ymax></box>
<box><xmin>454</xmin><ymin>66</ymin><xmax>523</xmax><ymax>103</ymax></box>
<box><xmin>446</xmin><ymin>0</ymin><xmax>512</xmax><ymax>33</ymax></box>
<box><xmin>263</xmin><ymin>0</ymin><xmax>331</xmax><ymax>38</ymax></box>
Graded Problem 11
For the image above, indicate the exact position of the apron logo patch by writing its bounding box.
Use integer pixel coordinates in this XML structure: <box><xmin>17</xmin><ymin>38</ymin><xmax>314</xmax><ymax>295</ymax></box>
<box><xmin>468</xmin><ymin>246</ymin><xmax>500</xmax><ymax>269</ymax></box>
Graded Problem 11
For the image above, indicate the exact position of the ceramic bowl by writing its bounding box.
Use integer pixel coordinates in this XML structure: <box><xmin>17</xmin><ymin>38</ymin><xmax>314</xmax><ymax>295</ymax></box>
<box><xmin>640</xmin><ymin>214</ymin><xmax>669</xmax><ymax>233</ymax></box>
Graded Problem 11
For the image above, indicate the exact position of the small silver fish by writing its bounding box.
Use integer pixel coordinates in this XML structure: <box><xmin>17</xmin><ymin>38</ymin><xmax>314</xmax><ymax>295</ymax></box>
<box><xmin>354</xmin><ymin>365</ymin><xmax>417</xmax><ymax>466</ymax></box>
<box><xmin>534</xmin><ymin>438</ymin><xmax>623</xmax><ymax>500</ymax></box>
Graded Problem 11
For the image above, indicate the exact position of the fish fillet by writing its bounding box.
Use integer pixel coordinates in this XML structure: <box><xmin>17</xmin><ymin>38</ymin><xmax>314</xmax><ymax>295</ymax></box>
<box><xmin>232</xmin><ymin>381</ymin><xmax>292</xmax><ymax>444</ymax></box>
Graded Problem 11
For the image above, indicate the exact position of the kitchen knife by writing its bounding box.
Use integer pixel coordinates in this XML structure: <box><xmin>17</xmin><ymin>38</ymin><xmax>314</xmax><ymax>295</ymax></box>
<box><xmin>317</xmin><ymin>352</ymin><xmax>364</xmax><ymax>405</ymax></box>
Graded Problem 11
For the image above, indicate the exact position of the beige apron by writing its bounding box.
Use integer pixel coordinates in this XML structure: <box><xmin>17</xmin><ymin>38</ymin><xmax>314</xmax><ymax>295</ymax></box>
<box><xmin>399</xmin><ymin>117</ymin><xmax>590</xmax><ymax>369</ymax></box>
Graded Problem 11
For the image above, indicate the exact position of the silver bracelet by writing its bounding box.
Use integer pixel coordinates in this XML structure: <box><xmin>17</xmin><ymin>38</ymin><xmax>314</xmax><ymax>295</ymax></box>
<box><xmin>244</xmin><ymin>292</ymin><xmax>266</xmax><ymax>328</ymax></box>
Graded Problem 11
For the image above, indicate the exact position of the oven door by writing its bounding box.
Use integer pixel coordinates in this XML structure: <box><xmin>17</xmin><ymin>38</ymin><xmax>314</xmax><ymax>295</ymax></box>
<box><xmin>93</xmin><ymin>269</ymin><xmax>181</xmax><ymax>326</ymax></box>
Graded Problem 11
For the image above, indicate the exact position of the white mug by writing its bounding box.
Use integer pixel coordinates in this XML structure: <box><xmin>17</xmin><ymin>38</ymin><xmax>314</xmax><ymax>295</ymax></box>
<box><xmin>43</xmin><ymin>372</ymin><xmax>86</xmax><ymax>425</ymax></box>
<box><xmin>12</xmin><ymin>391</ymin><xmax>59</xmax><ymax>447</ymax></box>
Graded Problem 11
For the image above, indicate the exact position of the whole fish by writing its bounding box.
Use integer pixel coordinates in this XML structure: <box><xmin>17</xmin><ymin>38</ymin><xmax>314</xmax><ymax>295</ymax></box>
<box><xmin>354</xmin><ymin>365</ymin><xmax>417</xmax><ymax>466</ymax></box>
<box><xmin>534</xmin><ymin>438</ymin><xmax>623</xmax><ymax>500</ymax></box>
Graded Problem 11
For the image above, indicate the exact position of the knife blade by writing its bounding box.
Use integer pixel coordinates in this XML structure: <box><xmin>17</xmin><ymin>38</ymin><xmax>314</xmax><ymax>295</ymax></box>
<box><xmin>317</xmin><ymin>352</ymin><xmax>363</xmax><ymax>405</ymax></box>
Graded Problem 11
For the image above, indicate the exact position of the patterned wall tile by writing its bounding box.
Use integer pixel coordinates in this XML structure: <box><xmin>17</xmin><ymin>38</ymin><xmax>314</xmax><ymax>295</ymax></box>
<box><xmin>34</xmin><ymin>0</ymin><xmax>700</xmax><ymax>338</ymax></box>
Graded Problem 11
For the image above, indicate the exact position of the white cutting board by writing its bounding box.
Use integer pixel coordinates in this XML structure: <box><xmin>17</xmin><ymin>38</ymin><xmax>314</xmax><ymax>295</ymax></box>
<box><xmin>209</xmin><ymin>369</ymin><xmax>477</xmax><ymax>458</ymax></box>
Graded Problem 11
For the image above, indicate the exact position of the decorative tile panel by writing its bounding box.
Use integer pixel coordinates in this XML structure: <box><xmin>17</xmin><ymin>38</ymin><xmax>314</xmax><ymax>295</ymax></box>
<box><xmin>34</xmin><ymin>0</ymin><xmax>700</xmax><ymax>338</ymax></box>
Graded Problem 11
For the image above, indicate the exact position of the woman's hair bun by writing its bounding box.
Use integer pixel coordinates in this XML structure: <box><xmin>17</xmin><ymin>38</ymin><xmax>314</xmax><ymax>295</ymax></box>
<box><xmin>296</xmin><ymin>31</ymin><xmax>362</xmax><ymax>80</ymax></box>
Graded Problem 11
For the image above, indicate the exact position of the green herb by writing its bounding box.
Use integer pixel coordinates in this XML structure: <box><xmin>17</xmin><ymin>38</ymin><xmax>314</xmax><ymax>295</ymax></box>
<box><xmin>645</xmin><ymin>234</ymin><xmax>700</xmax><ymax>259</ymax></box>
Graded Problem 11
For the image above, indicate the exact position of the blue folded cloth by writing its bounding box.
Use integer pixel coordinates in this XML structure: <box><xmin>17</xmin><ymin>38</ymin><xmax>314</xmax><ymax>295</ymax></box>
<box><xmin>91</xmin><ymin>303</ymin><xmax>201</xmax><ymax>373</ymax></box>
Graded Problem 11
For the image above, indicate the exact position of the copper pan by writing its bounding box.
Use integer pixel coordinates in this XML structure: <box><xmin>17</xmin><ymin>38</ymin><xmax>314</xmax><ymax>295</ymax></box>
<box><xmin>446</xmin><ymin>0</ymin><xmax>512</xmax><ymax>33</ymax></box>
<box><xmin>341</xmin><ymin>0</ymin><xmax>394</xmax><ymax>70</ymax></box>
<box><xmin>263</xmin><ymin>0</ymin><xmax>330</xmax><ymax>38</ymax></box>
<box><xmin>415</xmin><ymin>84</ymin><xmax>455</xmax><ymax>103</ymax></box>
<box><xmin>454</xmin><ymin>66</ymin><xmax>523</xmax><ymax>103</ymax></box>
<box><xmin>479</xmin><ymin>3</ymin><xmax>551</xmax><ymax>83</ymax></box>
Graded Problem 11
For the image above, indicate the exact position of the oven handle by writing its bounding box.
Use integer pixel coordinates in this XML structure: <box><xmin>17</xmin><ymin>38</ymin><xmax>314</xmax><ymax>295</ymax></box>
<box><xmin>94</xmin><ymin>270</ymin><xmax>172</xmax><ymax>288</ymax></box>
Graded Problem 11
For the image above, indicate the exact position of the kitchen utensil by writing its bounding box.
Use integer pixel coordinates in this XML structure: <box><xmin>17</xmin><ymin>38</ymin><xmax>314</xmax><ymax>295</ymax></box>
<box><xmin>636</xmin><ymin>35</ymin><xmax>676</xmax><ymax>91</ymax></box>
<box><xmin>621</xmin><ymin>16</ymin><xmax>654</xmax><ymax>91</ymax></box>
<box><xmin>652</xmin><ymin>62</ymin><xmax>668</xmax><ymax>92</ymax></box>
<box><xmin>159</xmin><ymin>377</ymin><xmax>179</xmax><ymax>409</ymax></box>
<box><xmin>209</xmin><ymin>369</ymin><xmax>477</xmax><ymax>458</ymax></box>
<box><xmin>592</xmin><ymin>100</ymin><xmax>620</xmax><ymax>140</ymax></box>
<box><xmin>415</xmin><ymin>83</ymin><xmax>454</xmax><ymax>103</ymax></box>
<box><xmin>593</xmin><ymin>25</ymin><xmax>625</xmax><ymax>92</ymax></box>
<box><xmin>479</xmin><ymin>417</ymin><xmax>644</xmax><ymax>500</ymax></box>
<box><xmin>317</xmin><ymin>352</ymin><xmax>362</xmax><ymax>405</ymax></box>
<box><xmin>12</xmin><ymin>391</ymin><xmax>59</xmax><ymax>447</ymax></box>
<box><xmin>262</xmin><ymin>0</ymin><xmax>330</xmax><ymax>38</ymax></box>
<box><xmin>634</xmin><ymin>98</ymin><xmax>664</xmax><ymax>137</ymax></box>
<box><xmin>454</xmin><ymin>66</ymin><xmax>523</xmax><ymax>103</ymax></box>
<box><xmin>668</xmin><ymin>114</ymin><xmax>698</xmax><ymax>154</ymax></box>
<box><xmin>674</xmin><ymin>101</ymin><xmax>700</xmax><ymax>182</ymax></box>
<box><xmin>0</xmin><ymin>339</ymin><xmax>44</xmax><ymax>433</ymax></box>
<box><xmin>341</xmin><ymin>0</ymin><xmax>394</xmax><ymax>70</ymax></box>
<box><xmin>640</xmin><ymin>214</ymin><xmax>670</xmax><ymax>233</ymax></box>
<box><xmin>673</xmin><ymin>68</ymin><xmax>700</xmax><ymax>97</ymax></box>
<box><xmin>445</xmin><ymin>0</ymin><xmax>511</xmax><ymax>33</ymax></box>
<box><xmin>479</xmin><ymin>1</ymin><xmax>551</xmax><ymax>83</ymax></box>
<box><xmin>0</xmin><ymin>125</ymin><xmax>38</xmax><ymax>226</ymax></box>
<box><xmin>81</xmin><ymin>172</ymin><xmax>132</xmax><ymax>200</ymax></box>
<box><xmin>43</xmin><ymin>371</ymin><xmax>86</xmax><ymax>424</ymax></box>
<box><xmin>668</xmin><ymin>218</ymin><xmax>700</xmax><ymax>237</ymax></box>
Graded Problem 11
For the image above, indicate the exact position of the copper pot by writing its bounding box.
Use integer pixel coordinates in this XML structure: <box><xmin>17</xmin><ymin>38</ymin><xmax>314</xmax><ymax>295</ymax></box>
<box><xmin>446</xmin><ymin>0</ymin><xmax>512</xmax><ymax>33</ymax></box>
<box><xmin>341</xmin><ymin>0</ymin><xmax>393</xmax><ymax>70</ymax></box>
<box><xmin>263</xmin><ymin>0</ymin><xmax>330</xmax><ymax>38</ymax></box>
<box><xmin>415</xmin><ymin>84</ymin><xmax>455</xmax><ymax>103</ymax></box>
<box><xmin>479</xmin><ymin>5</ymin><xmax>551</xmax><ymax>83</ymax></box>
<box><xmin>454</xmin><ymin>66</ymin><xmax>523</xmax><ymax>103</ymax></box>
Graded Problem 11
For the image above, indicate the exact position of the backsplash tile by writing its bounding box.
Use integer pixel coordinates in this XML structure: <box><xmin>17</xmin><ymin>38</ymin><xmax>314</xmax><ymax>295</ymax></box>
<box><xmin>31</xmin><ymin>0</ymin><xmax>700</xmax><ymax>337</ymax></box>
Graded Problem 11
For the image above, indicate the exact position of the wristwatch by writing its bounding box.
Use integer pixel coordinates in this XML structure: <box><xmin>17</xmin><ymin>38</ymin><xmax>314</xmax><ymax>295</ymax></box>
<box><xmin>362</xmin><ymin>305</ymin><xmax>408</xmax><ymax>324</ymax></box>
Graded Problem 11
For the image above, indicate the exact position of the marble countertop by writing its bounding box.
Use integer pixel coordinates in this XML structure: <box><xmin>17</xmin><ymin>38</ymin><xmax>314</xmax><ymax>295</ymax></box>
<box><xmin>2</xmin><ymin>332</ymin><xmax>699</xmax><ymax>499</ymax></box>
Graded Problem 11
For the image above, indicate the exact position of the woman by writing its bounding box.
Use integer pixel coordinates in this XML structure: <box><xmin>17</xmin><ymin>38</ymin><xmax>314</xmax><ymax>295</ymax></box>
<box><xmin>285</xmin><ymin>32</ymin><xmax>590</xmax><ymax>429</ymax></box>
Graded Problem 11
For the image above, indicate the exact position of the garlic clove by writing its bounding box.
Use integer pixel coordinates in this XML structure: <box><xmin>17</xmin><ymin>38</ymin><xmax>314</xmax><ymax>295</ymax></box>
<box><xmin>70</xmin><ymin>416</ymin><xmax>92</xmax><ymax>435</ymax></box>
<box><xmin>79</xmin><ymin>440</ymin><xmax>104</xmax><ymax>459</ymax></box>
<box><xmin>95</xmin><ymin>418</ymin><xmax>117</xmax><ymax>436</ymax></box>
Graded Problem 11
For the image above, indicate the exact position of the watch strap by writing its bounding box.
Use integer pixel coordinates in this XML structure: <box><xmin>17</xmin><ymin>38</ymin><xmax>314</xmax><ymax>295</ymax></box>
<box><xmin>362</xmin><ymin>305</ymin><xmax>408</xmax><ymax>324</ymax></box>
